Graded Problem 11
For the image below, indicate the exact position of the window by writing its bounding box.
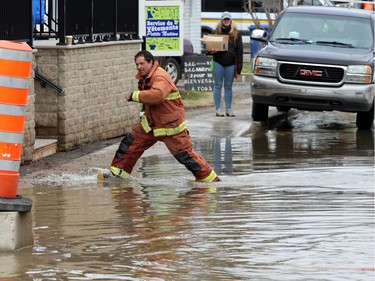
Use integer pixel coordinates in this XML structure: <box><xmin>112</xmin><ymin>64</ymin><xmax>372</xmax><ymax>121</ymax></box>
<box><xmin>202</xmin><ymin>0</ymin><xmax>245</xmax><ymax>12</ymax></box>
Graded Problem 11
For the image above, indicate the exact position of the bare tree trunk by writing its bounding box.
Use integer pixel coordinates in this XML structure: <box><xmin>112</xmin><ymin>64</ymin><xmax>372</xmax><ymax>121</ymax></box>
<box><xmin>243</xmin><ymin>0</ymin><xmax>291</xmax><ymax>29</ymax></box>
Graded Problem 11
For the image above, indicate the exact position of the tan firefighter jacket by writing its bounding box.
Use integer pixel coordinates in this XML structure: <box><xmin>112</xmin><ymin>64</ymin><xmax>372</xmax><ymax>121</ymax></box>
<box><xmin>131</xmin><ymin>60</ymin><xmax>186</xmax><ymax>137</ymax></box>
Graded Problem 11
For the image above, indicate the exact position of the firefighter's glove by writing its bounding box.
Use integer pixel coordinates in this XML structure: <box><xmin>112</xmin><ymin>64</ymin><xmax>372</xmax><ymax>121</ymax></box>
<box><xmin>126</xmin><ymin>91</ymin><xmax>134</xmax><ymax>102</ymax></box>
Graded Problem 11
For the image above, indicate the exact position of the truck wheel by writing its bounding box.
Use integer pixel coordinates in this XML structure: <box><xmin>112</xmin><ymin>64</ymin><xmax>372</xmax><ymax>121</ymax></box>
<box><xmin>276</xmin><ymin>106</ymin><xmax>291</xmax><ymax>112</ymax></box>
<box><xmin>252</xmin><ymin>102</ymin><xmax>269</xmax><ymax>122</ymax></box>
<box><xmin>356</xmin><ymin>102</ymin><xmax>374</xmax><ymax>130</ymax></box>
<box><xmin>163</xmin><ymin>58</ymin><xmax>181</xmax><ymax>85</ymax></box>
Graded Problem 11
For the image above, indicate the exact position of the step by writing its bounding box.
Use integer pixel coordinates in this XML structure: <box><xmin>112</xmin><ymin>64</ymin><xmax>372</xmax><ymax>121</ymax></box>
<box><xmin>32</xmin><ymin>139</ymin><xmax>58</xmax><ymax>161</ymax></box>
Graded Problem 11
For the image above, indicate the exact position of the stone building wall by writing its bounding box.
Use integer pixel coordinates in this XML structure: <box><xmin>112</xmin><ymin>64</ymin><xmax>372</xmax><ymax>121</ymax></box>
<box><xmin>32</xmin><ymin>40</ymin><xmax>141</xmax><ymax>152</ymax></box>
<box><xmin>21</xmin><ymin>52</ymin><xmax>36</xmax><ymax>163</ymax></box>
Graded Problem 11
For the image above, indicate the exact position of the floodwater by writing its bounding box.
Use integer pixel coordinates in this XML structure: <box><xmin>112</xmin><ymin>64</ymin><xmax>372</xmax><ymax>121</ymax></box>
<box><xmin>2</xmin><ymin>111</ymin><xmax>374</xmax><ymax>280</ymax></box>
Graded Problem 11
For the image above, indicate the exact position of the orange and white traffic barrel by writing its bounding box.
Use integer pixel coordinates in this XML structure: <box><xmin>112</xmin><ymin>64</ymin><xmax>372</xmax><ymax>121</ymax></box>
<box><xmin>0</xmin><ymin>41</ymin><xmax>32</xmax><ymax>198</ymax></box>
<box><xmin>363</xmin><ymin>1</ymin><xmax>374</xmax><ymax>10</ymax></box>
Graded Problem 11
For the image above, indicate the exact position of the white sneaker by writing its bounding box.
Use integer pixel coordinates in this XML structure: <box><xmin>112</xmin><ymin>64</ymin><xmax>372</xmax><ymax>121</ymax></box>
<box><xmin>216</xmin><ymin>108</ymin><xmax>224</xmax><ymax>117</ymax></box>
<box><xmin>226</xmin><ymin>109</ymin><xmax>235</xmax><ymax>117</ymax></box>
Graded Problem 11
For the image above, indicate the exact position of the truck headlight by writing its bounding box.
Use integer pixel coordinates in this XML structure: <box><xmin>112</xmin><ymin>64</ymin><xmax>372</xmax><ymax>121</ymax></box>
<box><xmin>346</xmin><ymin>65</ymin><xmax>373</xmax><ymax>83</ymax></box>
<box><xmin>254</xmin><ymin>57</ymin><xmax>277</xmax><ymax>77</ymax></box>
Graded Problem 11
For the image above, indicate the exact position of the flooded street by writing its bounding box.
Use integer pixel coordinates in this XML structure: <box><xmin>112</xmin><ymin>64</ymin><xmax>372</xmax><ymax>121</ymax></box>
<box><xmin>3</xmin><ymin>95</ymin><xmax>374</xmax><ymax>280</ymax></box>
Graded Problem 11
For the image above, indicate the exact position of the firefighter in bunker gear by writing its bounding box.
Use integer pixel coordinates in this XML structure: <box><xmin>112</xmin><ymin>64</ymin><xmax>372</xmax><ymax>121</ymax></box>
<box><xmin>98</xmin><ymin>50</ymin><xmax>220</xmax><ymax>182</ymax></box>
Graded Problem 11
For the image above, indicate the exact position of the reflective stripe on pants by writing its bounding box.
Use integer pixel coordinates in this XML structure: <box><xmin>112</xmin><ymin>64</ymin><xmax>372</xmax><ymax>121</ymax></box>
<box><xmin>111</xmin><ymin>123</ymin><xmax>215</xmax><ymax>180</ymax></box>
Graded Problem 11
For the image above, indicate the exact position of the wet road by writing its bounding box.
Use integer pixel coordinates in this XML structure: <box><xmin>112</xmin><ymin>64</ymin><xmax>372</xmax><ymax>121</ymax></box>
<box><xmin>3</xmin><ymin>96</ymin><xmax>375</xmax><ymax>280</ymax></box>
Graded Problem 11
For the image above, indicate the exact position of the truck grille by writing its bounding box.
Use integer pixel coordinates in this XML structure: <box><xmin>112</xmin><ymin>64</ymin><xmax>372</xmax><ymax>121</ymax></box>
<box><xmin>279</xmin><ymin>63</ymin><xmax>344</xmax><ymax>84</ymax></box>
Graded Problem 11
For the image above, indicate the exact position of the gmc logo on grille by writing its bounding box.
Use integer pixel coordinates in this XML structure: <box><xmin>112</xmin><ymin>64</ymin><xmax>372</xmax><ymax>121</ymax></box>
<box><xmin>299</xmin><ymin>69</ymin><xmax>323</xmax><ymax>77</ymax></box>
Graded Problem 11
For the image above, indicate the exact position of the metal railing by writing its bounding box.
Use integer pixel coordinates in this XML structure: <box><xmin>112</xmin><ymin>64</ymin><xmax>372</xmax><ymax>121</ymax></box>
<box><xmin>56</xmin><ymin>0</ymin><xmax>140</xmax><ymax>45</ymax></box>
<box><xmin>0</xmin><ymin>0</ymin><xmax>33</xmax><ymax>46</ymax></box>
<box><xmin>34</xmin><ymin>0</ymin><xmax>59</xmax><ymax>39</ymax></box>
<box><xmin>0</xmin><ymin>0</ymin><xmax>140</xmax><ymax>47</ymax></box>
<box><xmin>35</xmin><ymin>72</ymin><xmax>64</xmax><ymax>94</ymax></box>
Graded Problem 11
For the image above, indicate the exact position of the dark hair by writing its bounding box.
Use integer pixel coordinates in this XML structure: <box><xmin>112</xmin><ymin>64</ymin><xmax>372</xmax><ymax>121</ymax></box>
<box><xmin>134</xmin><ymin>50</ymin><xmax>155</xmax><ymax>63</ymax></box>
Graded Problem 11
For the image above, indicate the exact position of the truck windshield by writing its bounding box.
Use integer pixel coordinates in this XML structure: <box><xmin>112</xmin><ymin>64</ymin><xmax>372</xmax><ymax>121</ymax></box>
<box><xmin>270</xmin><ymin>13</ymin><xmax>373</xmax><ymax>49</ymax></box>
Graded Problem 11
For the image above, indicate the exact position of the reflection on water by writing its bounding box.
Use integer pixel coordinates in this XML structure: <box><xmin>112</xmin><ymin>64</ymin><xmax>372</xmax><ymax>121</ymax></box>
<box><xmin>7</xmin><ymin>166</ymin><xmax>375</xmax><ymax>280</ymax></box>
<box><xmin>213</xmin><ymin>137</ymin><xmax>233</xmax><ymax>174</ymax></box>
<box><xmin>250</xmin><ymin>127</ymin><xmax>374</xmax><ymax>171</ymax></box>
<box><xmin>189</xmin><ymin>125</ymin><xmax>374</xmax><ymax>175</ymax></box>
<box><xmin>4</xmin><ymin>114</ymin><xmax>374</xmax><ymax>280</ymax></box>
<box><xmin>157</xmin><ymin>124</ymin><xmax>374</xmax><ymax>179</ymax></box>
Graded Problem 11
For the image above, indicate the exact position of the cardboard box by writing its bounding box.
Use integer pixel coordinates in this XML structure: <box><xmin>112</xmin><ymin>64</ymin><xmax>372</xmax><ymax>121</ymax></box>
<box><xmin>202</xmin><ymin>35</ymin><xmax>229</xmax><ymax>51</ymax></box>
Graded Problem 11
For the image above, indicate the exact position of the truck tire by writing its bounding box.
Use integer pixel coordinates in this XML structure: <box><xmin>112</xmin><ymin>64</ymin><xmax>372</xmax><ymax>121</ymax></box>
<box><xmin>163</xmin><ymin>58</ymin><xmax>181</xmax><ymax>85</ymax></box>
<box><xmin>356</xmin><ymin>102</ymin><xmax>374</xmax><ymax>130</ymax></box>
<box><xmin>276</xmin><ymin>106</ymin><xmax>291</xmax><ymax>112</ymax></box>
<box><xmin>252</xmin><ymin>102</ymin><xmax>269</xmax><ymax>122</ymax></box>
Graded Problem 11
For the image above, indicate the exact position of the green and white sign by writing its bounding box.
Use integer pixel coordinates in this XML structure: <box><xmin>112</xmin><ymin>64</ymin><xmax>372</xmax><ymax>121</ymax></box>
<box><xmin>141</xmin><ymin>1</ymin><xmax>183</xmax><ymax>56</ymax></box>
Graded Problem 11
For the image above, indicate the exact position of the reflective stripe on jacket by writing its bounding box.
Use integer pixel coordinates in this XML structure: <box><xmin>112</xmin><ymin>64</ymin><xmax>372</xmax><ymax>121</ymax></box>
<box><xmin>133</xmin><ymin>90</ymin><xmax>181</xmax><ymax>103</ymax></box>
<box><xmin>141</xmin><ymin>114</ymin><xmax>187</xmax><ymax>137</ymax></box>
<box><xmin>139</xmin><ymin>91</ymin><xmax>187</xmax><ymax>137</ymax></box>
<box><xmin>133</xmin><ymin>61</ymin><xmax>186</xmax><ymax>137</ymax></box>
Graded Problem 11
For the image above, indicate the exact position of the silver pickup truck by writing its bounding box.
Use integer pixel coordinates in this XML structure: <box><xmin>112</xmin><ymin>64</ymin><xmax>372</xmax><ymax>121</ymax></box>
<box><xmin>250</xmin><ymin>6</ymin><xmax>374</xmax><ymax>130</ymax></box>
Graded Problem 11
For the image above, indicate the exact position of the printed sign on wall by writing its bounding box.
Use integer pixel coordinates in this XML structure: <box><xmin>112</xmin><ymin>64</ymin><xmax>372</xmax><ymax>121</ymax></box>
<box><xmin>184</xmin><ymin>55</ymin><xmax>214</xmax><ymax>92</ymax></box>
<box><xmin>144</xmin><ymin>1</ymin><xmax>183</xmax><ymax>56</ymax></box>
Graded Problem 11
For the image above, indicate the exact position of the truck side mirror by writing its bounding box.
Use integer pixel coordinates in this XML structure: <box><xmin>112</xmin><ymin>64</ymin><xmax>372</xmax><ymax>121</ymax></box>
<box><xmin>251</xmin><ymin>29</ymin><xmax>266</xmax><ymax>39</ymax></box>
